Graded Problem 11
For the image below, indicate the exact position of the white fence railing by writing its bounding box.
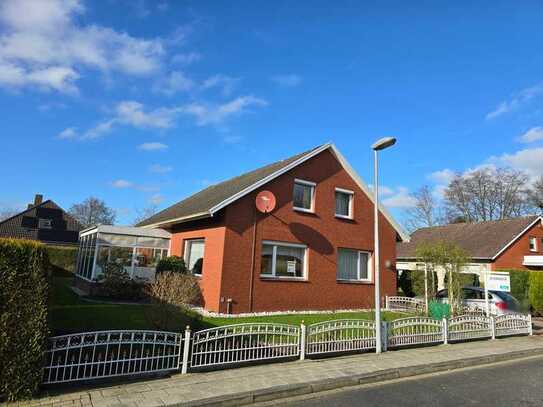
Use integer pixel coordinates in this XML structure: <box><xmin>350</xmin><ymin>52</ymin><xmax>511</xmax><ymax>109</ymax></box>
<box><xmin>305</xmin><ymin>319</ymin><xmax>376</xmax><ymax>356</ymax></box>
<box><xmin>42</xmin><ymin>314</ymin><xmax>532</xmax><ymax>385</ymax></box>
<box><xmin>385</xmin><ymin>296</ymin><xmax>426</xmax><ymax>313</ymax></box>
<box><xmin>190</xmin><ymin>323</ymin><xmax>300</xmax><ymax>369</ymax></box>
<box><xmin>43</xmin><ymin>330</ymin><xmax>183</xmax><ymax>384</ymax></box>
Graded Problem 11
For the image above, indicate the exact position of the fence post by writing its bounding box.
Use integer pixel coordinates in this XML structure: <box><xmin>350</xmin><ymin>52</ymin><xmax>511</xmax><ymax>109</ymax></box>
<box><xmin>442</xmin><ymin>318</ymin><xmax>448</xmax><ymax>345</ymax></box>
<box><xmin>381</xmin><ymin>321</ymin><xmax>388</xmax><ymax>352</ymax></box>
<box><xmin>300</xmin><ymin>321</ymin><xmax>306</xmax><ymax>361</ymax></box>
<box><xmin>181</xmin><ymin>326</ymin><xmax>191</xmax><ymax>374</ymax></box>
<box><xmin>529</xmin><ymin>314</ymin><xmax>533</xmax><ymax>336</ymax></box>
<box><xmin>491</xmin><ymin>316</ymin><xmax>496</xmax><ymax>340</ymax></box>
<box><xmin>385</xmin><ymin>296</ymin><xmax>389</xmax><ymax>311</ymax></box>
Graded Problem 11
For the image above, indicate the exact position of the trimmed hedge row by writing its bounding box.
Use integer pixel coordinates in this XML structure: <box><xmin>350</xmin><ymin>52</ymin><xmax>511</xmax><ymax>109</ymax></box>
<box><xmin>0</xmin><ymin>238</ymin><xmax>49</xmax><ymax>401</ymax></box>
<box><xmin>46</xmin><ymin>245</ymin><xmax>78</xmax><ymax>276</ymax></box>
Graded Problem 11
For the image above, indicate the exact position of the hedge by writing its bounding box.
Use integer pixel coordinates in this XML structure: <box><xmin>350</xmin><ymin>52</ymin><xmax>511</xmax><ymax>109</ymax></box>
<box><xmin>46</xmin><ymin>245</ymin><xmax>78</xmax><ymax>276</ymax></box>
<box><xmin>0</xmin><ymin>238</ymin><xmax>49</xmax><ymax>401</ymax></box>
<box><xmin>529</xmin><ymin>271</ymin><xmax>543</xmax><ymax>315</ymax></box>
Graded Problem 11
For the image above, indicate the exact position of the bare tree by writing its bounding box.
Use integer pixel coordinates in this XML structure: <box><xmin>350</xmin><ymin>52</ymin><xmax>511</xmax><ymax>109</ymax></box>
<box><xmin>404</xmin><ymin>185</ymin><xmax>442</xmax><ymax>231</ymax></box>
<box><xmin>132</xmin><ymin>204</ymin><xmax>159</xmax><ymax>226</ymax></box>
<box><xmin>444</xmin><ymin>167</ymin><xmax>530</xmax><ymax>223</ymax></box>
<box><xmin>528</xmin><ymin>176</ymin><xmax>543</xmax><ymax>213</ymax></box>
<box><xmin>0</xmin><ymin>208</ymin><xmax>19</xmax><ymax>222</ymax></box>
<box><xmin>68</xmin><ymin>197</ymin><xmax>116</xmax><ymax>228</ymax></box>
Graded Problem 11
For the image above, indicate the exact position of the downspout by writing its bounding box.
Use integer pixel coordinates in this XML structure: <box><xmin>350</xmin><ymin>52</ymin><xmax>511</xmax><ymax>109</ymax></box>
<box><xmin>249</xmin><ymin>206</ymin><xmax>258</xmax><ymax>312</ymax></box>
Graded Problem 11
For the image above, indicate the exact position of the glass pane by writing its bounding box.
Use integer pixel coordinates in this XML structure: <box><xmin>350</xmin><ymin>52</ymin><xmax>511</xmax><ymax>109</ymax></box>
<box><xmin>135</xmin><ymin>247</ymin><xmax>154</xmax><ymax>267</ymax></box>
<box><xmin>335</xmin><ymin>192</ymin><xmax>350</xmax><ymax>216</ymax></box>
<box><xmin>359</xmin><ymin>252</ymin><xmax>369</xmax><ymax>280</ymax></box>
<box><xmin>337</xmin><ymin>249</ymin><xmax>358</xmax><ymax>280</ymax></box>
<box><xmin>187</xmin><ymin>240</ymin><xmax>205</xmax><ymax>275</ymax></box>
<box><xmin>293</xmin><ymin>183</ymin><xmax>312</xmax><ymax>209</ymax></box>
<box><xmin>110</xmin><ymin>247</ymin><xmax>134</xmax><ymax>268</ymax></box>
<box><xmin>275</xmin><ymin>245</ymin><xmax>305</xmax><ymax>277</ymax></box>
<box><xmin>261</xmin><ymin>244</ymin><xmax>273</xmax><ymax>275</ymax></box>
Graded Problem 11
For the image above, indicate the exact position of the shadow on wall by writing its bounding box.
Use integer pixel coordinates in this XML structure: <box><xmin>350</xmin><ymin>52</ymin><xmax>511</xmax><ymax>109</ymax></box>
<box><xmin>289</xmin><ymin>222</ymin><xmax>334</xmax><ymax>255</ymax></box>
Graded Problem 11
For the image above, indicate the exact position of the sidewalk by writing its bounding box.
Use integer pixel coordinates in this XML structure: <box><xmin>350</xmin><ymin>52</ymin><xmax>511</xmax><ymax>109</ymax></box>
<box><xmin>18</xmin><ymin>336</ymin><xmax>543</xmax><ymax>407</ymax></box>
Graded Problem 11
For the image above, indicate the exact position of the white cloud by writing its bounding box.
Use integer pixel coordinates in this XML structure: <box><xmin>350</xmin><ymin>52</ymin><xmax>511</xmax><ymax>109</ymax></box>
<box><xmin>368</xmin><ymin>184</ymin><xmax>394</xmax><ymax>196</ymax></box>
<box><xmin>486</xmin><ymin>83</ymin><xmax>543</xmax><ymax>120</ymax></box>
<box><xmin>171</xmin><ymin>52</ymin><xmax>200</xmax><ymax>65</ymax></box>
<box><xmin>153</xmin><ymin>71</ymin><xmax>194</xmax><ymax>95</ymax></box>
<box><xmin>271</xmin><ymin>74</ymin><xmax>302</xmax><ymax>87</ymax></box>
<box><xmin>149</xmin><ymin>164</ymin><xmax>173</xmax><ymax>173</ymax></box>
<box><xmin>428</xmin><ymin>169</ymin><xmax>455</xmax><ymax>185</ymax></box>
<box><xmin>83</xmin><ymin>119</ymin><xmax>115</xmax><ymax>139</ymax></box>
<box><xmin>202</xmin><ymin>74</ymin><xmax>239</xmax><ymax>97</ymax></box>
<box><xmin>138</xmin><ymin>142</ymin><xmax>168</xmax><ymax>151</ymax></box>
<box><xmin>494</xmin><ymin>147</ymin><xmax>543</xmax><ymax>178</ymax></box>
<box><xmin>182</xmin><ymin>96</ymin><xmax>267</xmax><ymax>126</ymax></box>
<box><xmin>149</xmin><ymin>194</ymin><xmax>164</xmax><ymax>205</ymax></box>
<box><xmin>382</xmin><ymin>187</ymin><xmax>417</xmax><ymax>208</ymax></box>
<box><xmin>0</xmin><ymin>0</ymin><xmax>164</xmax><ymax>93</ymax></box>
<box><xmin>111</xmin><ymin>179</ymin><xmax>134</xmax><ymax>188</ymax></box>
<box><xmin>57</xmin><ymin>127</ymin><xmax>78</xmax><ymax>139</ymax></box>
<box><xmin>115</xmin><ymin>101</ymin><xmax>181</xmax><ymax>128</ymax></box>
<box><xmin>519</xmin><ymin>127</ymin><xmax>543</xmax><ymax>143</ymax></box>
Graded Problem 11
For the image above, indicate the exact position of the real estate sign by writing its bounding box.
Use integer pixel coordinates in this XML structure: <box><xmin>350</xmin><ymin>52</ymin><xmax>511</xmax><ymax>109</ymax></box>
<box><xmin>486</xmin><ymin>272</ymin><xmax>511</xmax><ymax>292</ymax></box>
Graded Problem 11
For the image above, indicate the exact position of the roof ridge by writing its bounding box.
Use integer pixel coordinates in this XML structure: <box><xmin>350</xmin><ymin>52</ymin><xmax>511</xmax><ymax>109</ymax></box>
<box><xmin>414</xmin><ymin>215</ymin><xmax>539</xmax><ymax>232</ymax></box>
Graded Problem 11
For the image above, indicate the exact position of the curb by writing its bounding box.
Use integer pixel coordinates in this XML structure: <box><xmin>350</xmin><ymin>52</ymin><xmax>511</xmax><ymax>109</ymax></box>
<box><xmin>177</xmin><ymin>347</ymin><xmax>543</xmax><ymax>407</ymax></box>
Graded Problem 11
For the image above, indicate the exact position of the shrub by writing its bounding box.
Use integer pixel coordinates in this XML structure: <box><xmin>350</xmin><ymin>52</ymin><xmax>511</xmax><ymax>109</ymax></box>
<box><xmin>502</xmin><ymin>269</ymin><xmax>530</xmax><ymax>312</ymax></box>
<box><xmin>529</xmin><ymin>272</ymin><xmax>543</xmax><ymax>315</ymax></box>
<box><xmin>100</xmin><ymin>262</ymin><xmax>145</xmax><ymax>300</ymax></box>
<box><xmin>46</xmin><ymin>245</ymin><xmax>78</xmax><ymax>276</ymax></box>
<box><xmin>156</xmin><ymin>255</ymin><xmax>186</xmax><ymax>274</ymax></box>
<box><xmin>0</xmin><ymin>238</ymin><xmax>49</xmax><ymax>401</ymax></box>
<box><xmin>145</xmin><ymin>272</ymin><xmax>202</xmax><ymax>330</ymax></box>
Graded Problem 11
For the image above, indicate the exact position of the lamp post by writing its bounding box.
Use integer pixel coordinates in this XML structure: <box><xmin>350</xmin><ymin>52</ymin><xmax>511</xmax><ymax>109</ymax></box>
<box><xmin>372</xmin><ymin>136</ymin><xmax>396</xmax><ymax>354</ymax></box>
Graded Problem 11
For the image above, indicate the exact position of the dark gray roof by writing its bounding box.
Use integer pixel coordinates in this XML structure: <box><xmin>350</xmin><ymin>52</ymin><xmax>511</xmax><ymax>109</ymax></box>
<box><xmin>397</xmin><ymin>216</ymin><xmax>541</xmax><ymax>260</ymax></box>
<box><xmin>137</xmin><ymin>145</ymin><xmax>322</xmax><ymax>227</ymax></box>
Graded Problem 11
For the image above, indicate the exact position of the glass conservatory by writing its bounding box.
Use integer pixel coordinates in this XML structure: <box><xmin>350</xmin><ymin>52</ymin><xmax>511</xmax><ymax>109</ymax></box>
<box><xmin>75</xmin><ymin>225</ymin><xmax>171</xmax><ymax>282</ymax></box>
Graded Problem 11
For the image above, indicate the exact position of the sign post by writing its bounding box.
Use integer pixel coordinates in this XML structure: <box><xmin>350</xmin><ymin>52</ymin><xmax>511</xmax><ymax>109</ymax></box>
<box><xmin>484</xmin><ymin>271</ymin><xmax>511</xmax><ymax>317</ymax></box>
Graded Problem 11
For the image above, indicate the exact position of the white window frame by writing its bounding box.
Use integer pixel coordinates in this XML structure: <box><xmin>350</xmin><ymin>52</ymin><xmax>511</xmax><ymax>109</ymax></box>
<box><xmin>335</xmin><ymin>188</ymin><xmax>354</xmax><ymax>219</ymax></box>
<box><xmin>260</xmin><ymin>240</ymin><xmax>308</xmax><ymax>280</ymax></box>
<box><xmin>529</xmin><ymin>237</ymin><xmax>538</xmax><ymax>252</ymax></box>
<box><xmin>184</xmin><ymin>238</ymin><xmax>205</xmax><ymax>276</ymax></box>
<box><xmin>38</xmin><ymin>218</ymin><xmax>52</xmax><ymax>229</ymax></box>
<box><xmin>337</xmin><ymin>248</ymin><xmax>373</xmax><ymax>283</ymax></box>
<box><xmin>293</xmin><ymin>179</ymin><xmax>316</xmax><ymax>213</ymax></box>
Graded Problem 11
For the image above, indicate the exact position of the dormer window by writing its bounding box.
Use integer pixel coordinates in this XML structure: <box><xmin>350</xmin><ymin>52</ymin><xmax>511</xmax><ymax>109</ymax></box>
<box><xmin>335</xmin><ymin>188</ymin><xmax>354</xmax><ymax>219</ymax></box>
<box><xmin>293</xmin><ymin>179</ymin><xmax>315</xmax><ymax>213</ymax></box>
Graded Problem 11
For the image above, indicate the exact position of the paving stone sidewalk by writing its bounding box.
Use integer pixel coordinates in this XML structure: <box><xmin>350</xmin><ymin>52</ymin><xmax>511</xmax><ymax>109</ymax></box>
<box><xmin>12</xmin><ymin>336</ymin><xmax>543</xmax><ymax>407</ymax></box>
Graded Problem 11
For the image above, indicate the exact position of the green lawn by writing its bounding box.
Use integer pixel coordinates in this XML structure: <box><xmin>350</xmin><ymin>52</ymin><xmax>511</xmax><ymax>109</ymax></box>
<box><xmin>49</xmin><ymin>273</ymin><xmax>409</xmax><ymax>335</ymax></box>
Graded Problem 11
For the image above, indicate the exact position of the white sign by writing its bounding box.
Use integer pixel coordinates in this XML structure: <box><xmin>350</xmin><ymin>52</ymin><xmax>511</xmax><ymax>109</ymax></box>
<box><xmin>286</xmin><ymin>261</ymin><xmax>297</xmax><ymax>274</ymax></box>
<box><xmin>486</xmin><ymin>272</ymin><xmax>511</xmax><ymax>292</ymax></box>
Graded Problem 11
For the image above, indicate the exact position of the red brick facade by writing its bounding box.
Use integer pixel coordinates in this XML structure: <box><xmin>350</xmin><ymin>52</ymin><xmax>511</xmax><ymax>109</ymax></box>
<box><xmin>493</xmin><ymin>218</ymin><xmax>543</xmax><ymax>271</ymax></box>
<box><xmin>171</xmin><ymin>149</ymin><xmax>400</xmax><ymax>314</ymax></box>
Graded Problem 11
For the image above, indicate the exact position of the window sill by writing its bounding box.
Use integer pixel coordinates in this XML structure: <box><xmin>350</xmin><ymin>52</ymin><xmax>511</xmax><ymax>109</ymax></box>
<box><xmin>260</xmin><ymin>276</ymin><xmax>308</xmax><ymax>282</ymax></box>
<box><xmin>293</xmin><ymin>207</ymin><xmax>315</xmax><ymax>214</ymax></box>
<box><xmin>335</xmin><ymin>214</ymin><xmax>354</xmax><ymax>221</ymax></box>
<box><xmin>337</xmin><ymin>279</ymin><xmax>373</xmax><ymax>285</ymax></box>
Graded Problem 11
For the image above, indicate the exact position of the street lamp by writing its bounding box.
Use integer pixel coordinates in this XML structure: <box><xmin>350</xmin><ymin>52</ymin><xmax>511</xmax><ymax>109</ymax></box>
<box><xmin>372</xmin><ymin>136</ymin><xmax>396</xmax><ymax>354</ymax></box>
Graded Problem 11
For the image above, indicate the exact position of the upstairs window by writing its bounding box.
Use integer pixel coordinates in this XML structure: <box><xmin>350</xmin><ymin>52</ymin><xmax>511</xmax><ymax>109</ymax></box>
<box><xmin>337</xmin><ymin>248</ymin><xmax>372</xmax><ymax>282</ymax></box>
<box><xmin>185</xmin><ymin>239</ymin><xmax>205</xmax><ymax>276</ymax></box>
<box><xmin>335</xmin><ymin>188</ymin><xmax>354</xmax><ymax>219</ymax></box>
<box><xmin>293</xmin><ymin>179</ymin><xmax>315</xmax><ymax>212</ymax></box>
<box><xmin>38</xmin><ymin>218</ymin><xmax>52</xmax><ymax>229</ymax></box>
<box><xmin>529</xmin><ymin>237</ymin><xmax>538</xmax><ymax>252</ymax></box>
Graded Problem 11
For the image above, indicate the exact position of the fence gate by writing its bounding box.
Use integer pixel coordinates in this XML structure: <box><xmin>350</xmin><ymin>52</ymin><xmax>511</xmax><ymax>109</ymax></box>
<box><xmin>43</xmin><ymin>330</ymin><xmax>183</xmax><ymax>384</ymax></box>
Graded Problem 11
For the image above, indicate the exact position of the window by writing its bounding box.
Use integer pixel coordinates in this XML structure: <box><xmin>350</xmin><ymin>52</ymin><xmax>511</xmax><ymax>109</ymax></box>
<box><xmin>530</xmin><ymin>237</ymin><xmax>538</xmax><ymax>252</ymax></box>
<box><xmin>293</xmin><ymin>179</ymin><xmax>315</xmax><ymax>212</ymax></box>
<box><xmin>337</xmin><ymin>248</ymin><xmax>372</xmax><ymax>282</ymax></box>
<box><xmin>185</xmin><ymin>239</ymin><xmax>205</xmax><ymax>275</ymax></box>
<box><xmin>335</xmin><ymin>188</ymin><xmax>354</xmax><ymax>219</ymax></box>
<box><xmin>38</xmin><ymin>218</ymin><xmax>52</xmax><ymax>229</ymax></box>
<box><xmin>261</xmin><ymin>241</ymin><xmax>307</xmax><ymax>279</ymax></box>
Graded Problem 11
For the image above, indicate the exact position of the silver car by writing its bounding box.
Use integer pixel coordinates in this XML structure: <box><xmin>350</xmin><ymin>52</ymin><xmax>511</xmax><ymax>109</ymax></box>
<box><xmin>435</xmin><ymin>286</ymin><xmax>521</xmax><ymax>315</ymax></box>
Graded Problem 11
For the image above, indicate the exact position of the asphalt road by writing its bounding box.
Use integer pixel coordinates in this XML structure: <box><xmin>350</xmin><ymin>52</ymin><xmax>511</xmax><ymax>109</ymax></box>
<box><xmin>285</xmin><ymin>356</ymin><xmax>543</xmax><ymax>407</ymax></box>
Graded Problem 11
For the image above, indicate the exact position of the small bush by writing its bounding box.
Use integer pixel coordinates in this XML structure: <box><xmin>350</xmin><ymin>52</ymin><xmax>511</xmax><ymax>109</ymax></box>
<box><xmin>0</xmin><ymin>238</ymin><xmax>49</xmax><ymax>401</ymax></box>
<box><xmin>529</xmin><ymin>272</ymin><xmax>543</xmax><ymax>315</ymax></box>
<box><xmin>100</xmin><ymin>262</ymin><xmax>145</xmax><ymax>301</ymax></box>
<box><xmin>502</xmin><ymin>269</ymin><xmax>530</xmax><ymax>312</ymax></box>
<box><xmin>156</xmin><ymin>255</ymin><xmax>186</xmax><ymax>274</ymax></box>
<box><xmin>145</xmin><ymin>272</ymin><xmax>202</xmax><ymax>330</ymax></box>
<box><xmin>46</xmin><ymin>245</ymin><xmax>78</xmax><ymax>276</ymax></box>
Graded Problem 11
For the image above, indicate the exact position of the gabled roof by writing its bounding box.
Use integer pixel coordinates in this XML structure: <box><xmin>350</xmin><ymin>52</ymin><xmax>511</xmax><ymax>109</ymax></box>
<box><xmin>137</xmin><ymin>143</ymin><xmax>409</xmax><ymax>242</ymax></box>
<box><xmin>397</xmin><ymin>215</ymin><xmax>542</xmax><ymax>260</ymax></box>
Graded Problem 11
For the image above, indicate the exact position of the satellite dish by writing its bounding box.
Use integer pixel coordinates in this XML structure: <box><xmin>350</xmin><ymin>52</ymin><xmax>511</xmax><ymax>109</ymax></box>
<box><xmin>256</xmin><ymin>191</ymin><xmax>276</xmax><ymax>213</ymax></box>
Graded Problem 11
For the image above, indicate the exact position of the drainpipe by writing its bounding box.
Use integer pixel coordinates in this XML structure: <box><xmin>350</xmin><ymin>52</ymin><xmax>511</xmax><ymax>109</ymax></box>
<box><xmin>248</xmin><ymin>206</ymin><xmax>258</xmax><ymax>312</ymax></box>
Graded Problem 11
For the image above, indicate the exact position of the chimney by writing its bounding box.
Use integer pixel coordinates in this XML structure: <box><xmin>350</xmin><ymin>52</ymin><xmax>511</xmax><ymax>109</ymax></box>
<box><xmin>30</xmin><ymin>194</ymin><xmax>43</xmax><ymax>208</ymax></box>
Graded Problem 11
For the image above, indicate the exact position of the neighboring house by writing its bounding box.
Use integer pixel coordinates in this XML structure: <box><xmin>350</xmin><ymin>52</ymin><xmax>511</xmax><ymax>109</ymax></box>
<box><xmin>0</xmin><ymin>194</ymin><xmax>82</xmax><ymax>246</ymax></box>
<box><xmin>397</xmin><ymin>215</ymin><xmax>543</xmax><ymax>289</ymax></box>
<box><xmin>137</xmin><ymin>143</ymin><xmax>409</xmax><ymax>314</ymax></box>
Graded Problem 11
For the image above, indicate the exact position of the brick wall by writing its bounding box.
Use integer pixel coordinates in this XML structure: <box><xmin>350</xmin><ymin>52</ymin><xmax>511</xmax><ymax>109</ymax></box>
<box><xmin>493</xmin><ymin>218</ymin><xmax>543</xmax><ymax>271</ymax></box>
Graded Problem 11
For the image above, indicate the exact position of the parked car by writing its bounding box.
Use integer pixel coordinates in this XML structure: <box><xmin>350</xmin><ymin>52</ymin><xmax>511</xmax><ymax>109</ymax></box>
<box><xmin>435</xmin><ymin>286</ymin><xmax>520</xmax><ymax>315</ymax></box>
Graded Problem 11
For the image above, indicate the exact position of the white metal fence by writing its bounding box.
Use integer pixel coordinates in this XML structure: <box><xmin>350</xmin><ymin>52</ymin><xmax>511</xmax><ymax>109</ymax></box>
<box><xmin>42</xmin><ymin>314</ymin><xmax>532</xmax><ymax>385</ymax></box>
<box><xmin>43</xmin><ymin>330</ymin><xmax>183</xmax><ymax>384</ymax></box>
<box><xmin>385</xmin><ymin>296</ymin><xmax>426</xmax><ymax>313</ymax></box>
<box><xmin>190</xmin><ymin>323</ymin><xmax>300</xmax><ymax>369</ymax></box>
<box><xmin>305</xmin><ymin>319</ymin><xmax>376</xmax><ymax>356</ymax></box>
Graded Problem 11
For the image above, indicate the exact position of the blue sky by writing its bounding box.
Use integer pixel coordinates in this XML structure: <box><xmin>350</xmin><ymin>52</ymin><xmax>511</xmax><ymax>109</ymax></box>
<box><xmin>2</xmin><ymin>0</ymin><xmax>543</xmax><ymax>226</ymax></box>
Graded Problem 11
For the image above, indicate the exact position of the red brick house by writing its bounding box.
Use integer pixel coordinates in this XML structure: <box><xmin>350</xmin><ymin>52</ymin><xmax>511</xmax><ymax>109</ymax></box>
<box><xmin>397</xmin><ymin>216</ymin><xmax>543</xmax><ymax>289</ymax></box>
<box><xmin>138</xmin><ymin>143</ymin><xmax>408</xmax><ymax>314</ymax></box>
